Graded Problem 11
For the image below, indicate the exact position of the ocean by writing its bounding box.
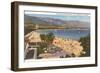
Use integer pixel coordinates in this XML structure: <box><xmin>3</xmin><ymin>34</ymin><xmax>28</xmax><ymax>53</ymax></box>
<box><xmin>35</xmin><ymin>29</ymin><xmax>90</xmax><ymax>40</ymax></box>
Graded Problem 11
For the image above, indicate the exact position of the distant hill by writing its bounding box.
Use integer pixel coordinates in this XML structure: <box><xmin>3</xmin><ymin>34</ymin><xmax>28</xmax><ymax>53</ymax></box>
<box><xmin>24</xmin><ymin>14</ymin><xmax>90</xmax><ymax>33</ymax></box>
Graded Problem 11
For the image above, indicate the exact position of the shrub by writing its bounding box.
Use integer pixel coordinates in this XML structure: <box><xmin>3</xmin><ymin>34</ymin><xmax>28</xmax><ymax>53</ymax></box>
<box><xmin>79</xmin><ymin>34</ymin><xmax>90</xmax><ymax>56</ymax></box>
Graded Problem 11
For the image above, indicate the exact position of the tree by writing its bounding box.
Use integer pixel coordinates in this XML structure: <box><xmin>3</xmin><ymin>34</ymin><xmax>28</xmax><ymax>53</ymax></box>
<box><xmin>40</xmin><ymin>34</ymin><xmax>46</xmax><ymax>42</ymax></box>
<box><xmin>46</xmin><ymin>32</ymin><xmax>55</xmax><ymax>44</ymax></box>
<box><xmin>40</xmin><ymin>32</ymin><xmax>55</xmax><ymax>53</ymax></box>
<box><xmin>79</xmin><ymin>34</ymin><xmax>90</xmax><ymax>56</ymax></box>
<box><xmin>40</xmin><ymin>32</ymin><xmax>55</xmax><ymax>44</ymax></box>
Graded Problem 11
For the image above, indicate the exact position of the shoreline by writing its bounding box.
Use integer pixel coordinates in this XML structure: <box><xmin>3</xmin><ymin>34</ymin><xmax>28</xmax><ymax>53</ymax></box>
<box><xmin>25</xmin><ymin>27</ymin><xmax>89</xmax><ymax>31</ymax></box>
<box><xmin>25</xmin><ymin>31</ymin><xmax>85</xmax><ymax>58</ymax></box>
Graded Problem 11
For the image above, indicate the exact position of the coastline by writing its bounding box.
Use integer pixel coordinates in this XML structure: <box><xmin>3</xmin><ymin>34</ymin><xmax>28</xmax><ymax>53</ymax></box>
<box><xmin>25</xmin><ymin>31</ymin><xmax>85</xmax><ymax>58</ymax></box>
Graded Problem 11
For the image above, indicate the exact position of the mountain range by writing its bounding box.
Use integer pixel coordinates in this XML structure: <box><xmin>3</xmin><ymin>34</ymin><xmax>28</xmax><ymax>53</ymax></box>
<box><xmin>24</xmin><ymin>14</ymin><xmax>90</xmax><ymax>29</ymax></box>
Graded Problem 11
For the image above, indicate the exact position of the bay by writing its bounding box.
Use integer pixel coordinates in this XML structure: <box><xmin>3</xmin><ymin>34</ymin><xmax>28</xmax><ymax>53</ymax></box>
<box><xmin>35</xmin><ymin>29</ymin><xmax>90</xmax><ymax>40</ymax></box>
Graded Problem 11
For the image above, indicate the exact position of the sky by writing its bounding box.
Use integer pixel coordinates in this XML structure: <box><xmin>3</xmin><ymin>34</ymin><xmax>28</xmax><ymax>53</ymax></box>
<box><xmin>25</xmin><ymin>11</ymin><xmax>90</xmax><ymax>22</ymax></box>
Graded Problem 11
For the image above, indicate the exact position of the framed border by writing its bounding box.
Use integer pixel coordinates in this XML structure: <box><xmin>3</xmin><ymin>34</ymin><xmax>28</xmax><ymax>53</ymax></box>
<box><xmin>11</xmin><ymin>1</ymin><xmax>98</xmax><ymax>71</ymax></box>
